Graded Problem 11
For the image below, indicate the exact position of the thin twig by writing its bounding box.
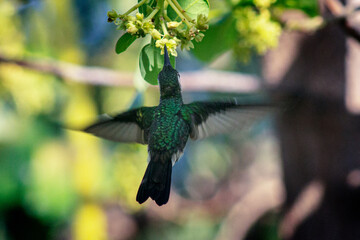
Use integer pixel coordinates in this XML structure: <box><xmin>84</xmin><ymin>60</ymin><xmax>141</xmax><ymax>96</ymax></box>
<box><xmin>165</xmin><ymin>0</ymin><xmax>191</xmax><ymax>27</ymax></box>
<box><xmin>124</xmin><ymin>0</ymin><xmax>148</xmax><ymax>15</ymax></box>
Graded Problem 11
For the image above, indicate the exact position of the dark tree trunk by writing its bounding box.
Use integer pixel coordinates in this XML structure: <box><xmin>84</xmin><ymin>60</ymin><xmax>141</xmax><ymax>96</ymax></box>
<box><xmin>263</xmin><ymin>1</ymin><xmax>360</xmax><ymax>239</ymax></box>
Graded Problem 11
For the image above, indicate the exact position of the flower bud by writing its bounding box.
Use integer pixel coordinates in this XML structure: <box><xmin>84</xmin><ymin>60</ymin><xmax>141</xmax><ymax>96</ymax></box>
<box><xmin>107</xmin><ymin>10</ymin><xmax>117</xmax><ymax>18</ymax></box>
<box><xmin>196</xmin><ymin>14</ymin><xmax>209</xmax><ymax>31</ymax></box>
<box><xmin>150</xmin><ymin>29</ymin><xmax>162</xmax><ymax>40</ymax></box>
<box><xmin>167</xmin><ymin>21</ymin><xmax>182</xmax><ymax>29</ymax></box>
<box><xmin>194</xmin><ymin>32</ymin><xmax>204</xmax><ymax>42</ymax></box>
<box><xmin>136</xmin><ymin>13</ymin><xmax>144</xmax><ymax>20</ymax></box>
<box><xmin>107</xmin><ymin>9</ymin><xmax>118</xmax><ymax>22</ymax></box>
<box><xmin>126</xmin><ymin>22</ymin><xmax>138</xmax><ymax>34</ymax></box>
<box><xmin>143</xmin><ymin>21</ymin><xmax>155</xmax><ymax>34</ymax></box>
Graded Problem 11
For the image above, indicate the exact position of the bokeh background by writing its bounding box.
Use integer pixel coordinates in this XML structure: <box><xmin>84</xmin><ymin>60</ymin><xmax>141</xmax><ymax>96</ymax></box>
<box><xmin>1</xmin><ymin>0</ymin><xmax>360</xmax><ymax>240</ymax></box>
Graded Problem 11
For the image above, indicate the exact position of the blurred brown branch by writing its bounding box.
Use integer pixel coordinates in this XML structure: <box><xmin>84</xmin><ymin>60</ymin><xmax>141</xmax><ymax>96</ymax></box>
<box><xmin>279</xmin><ymin>0</ymin><xmax>360</xmax><ymax>43</ymax></box>
<box><xmin>0</xmin><ymin>54</ymin><xmax>261</xmax><ymax>93</ymax></box>
<box><xmin>279</xmin><ymin>180</ymin><xmax>324</xmax><ymax>239</ymax></box>
<box><xmin>0</xmin><ymin>54</ymin><xmax>134</xmax><ymax>86</ymax></box>
<box><xmin>105</xmin><ymin>167</ymin><xmax>284</xmax><ymax>240</ymax></box>
<box><xmin>216</xmin><ymin>179</ymin><xmax>284</xmax><ymax>240</ymax></box>
<box><xmin>325</xmin><ymin>0</ymin><xmax>360</xmax><ymax>42</ymax></box>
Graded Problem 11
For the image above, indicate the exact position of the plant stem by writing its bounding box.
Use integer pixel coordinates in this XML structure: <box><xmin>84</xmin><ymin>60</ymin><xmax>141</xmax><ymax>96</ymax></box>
<box><xmin>145</xmin><ymin>6</ymin><xmax>160</xmax><ymax>21</ymax></box>
<box><xmin>171</xmin><ymin>0</ymin><xmax>193</xmax><ymax>22</ymax></box>
<box><xmin>124</xmin><ymin>0</ymin><xmax>148</xmax><ymax>15</ymax></box>
<box><xmin>157</xmin><ymin>0</ymin><xmax>169</xmax><ymax>36</ymax></box>
<box><xmin>161</xmin><ymin>18</ymin><xmax>169</xmax><ymax>35</ymax></box>
<box><xmin>163</xmin><ymin>1</ymin><xmax>172</xmax><ymax>22</ymax></box>
<box><xmin>165</xmin><ymin>0</ymin><xmax>192</xmax><ymax>27</ymax></box>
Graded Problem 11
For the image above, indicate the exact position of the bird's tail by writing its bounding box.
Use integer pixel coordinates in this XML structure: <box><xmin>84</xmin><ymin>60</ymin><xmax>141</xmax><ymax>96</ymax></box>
<box><xmin>136</xmin><ymin>155</ymin><xmax>172</xmax><ymax>206</ymax></box>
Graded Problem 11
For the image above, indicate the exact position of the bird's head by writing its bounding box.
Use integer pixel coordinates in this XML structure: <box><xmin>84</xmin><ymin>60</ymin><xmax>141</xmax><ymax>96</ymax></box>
<box><xmin>158</xmin><ymin>45</ymin><xmax>181</xmax><ymax>99</ymax></box>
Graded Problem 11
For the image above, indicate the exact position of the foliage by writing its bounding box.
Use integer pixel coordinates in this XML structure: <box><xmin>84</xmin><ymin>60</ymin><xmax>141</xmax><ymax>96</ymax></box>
<box><xmin>109</xmin><ymin>0</ymin><xmax>318</xmax><ymax>82</ymax></box>
<box><xmin>0</xmin><ymin>0</ymin><xmax>320</xmax><ymax>239</ymax></box>
<box><xmin>192</xmin><ymin>0</ymin><xmax>317</xmax><ymax>62</ymax></box>
<box><xmin>108</xmin><ymin>0</ymin><xmax>209</xmax><ymax>84</ymax></box>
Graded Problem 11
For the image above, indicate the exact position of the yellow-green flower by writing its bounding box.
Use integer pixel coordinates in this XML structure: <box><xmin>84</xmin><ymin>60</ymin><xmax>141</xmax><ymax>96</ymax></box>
<box><xmin>126</xmin><ymin>15</ymin><xmax>136</xmax><ymax>22</ymax></box>
<box><xmin>143</xmin><ymin>21</ymin><xmax>155</xmax><ymax>34</ymax></box>
<box><xmin>107</xmin><ymin>9</ymin><xmax>118</xmax><ymax>22</ymax></box>
<box><xmin>126</xmin><ymin>22</ymin><xmax>138</xmax><ymax>34</ymax></box>
<box><xmin>194</xmin><ymin>32</ymin><xmax>204</xmax><ymax>42</ymax></box>
<box><xmin>167</xmin><ymin>21</ymin><xmax>182</xmax><ymax>29</ymax></box>
<box><xmin>235</xmin><ymin>7</ymin><xmax>281</xmax><ymax>55</ymax></box>
<box><xmin>196</xmin><ymin>14</ymin><xmax>209</xmax><ymax>31</ymax></box>
<box><xmin>150</xmin><ymin>29</ymin><xmax>162</xmax><ymax>40</ymax></box>
<box><xmin>136</xmin><ymin>12</ymin><xmax>144</xmax><ymax>20</ymax></box>
<box><xmin>155</xmin><ymin>37</ymin><xmax>180</xmax><ymax>56</ymax></box>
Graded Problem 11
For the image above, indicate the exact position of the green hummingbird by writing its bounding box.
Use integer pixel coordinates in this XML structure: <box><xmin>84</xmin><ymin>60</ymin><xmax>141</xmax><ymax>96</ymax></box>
<box><xmin>83</xmin><ymin>46</ymin><xmax>270</xmax><ymax>206</ymax></box>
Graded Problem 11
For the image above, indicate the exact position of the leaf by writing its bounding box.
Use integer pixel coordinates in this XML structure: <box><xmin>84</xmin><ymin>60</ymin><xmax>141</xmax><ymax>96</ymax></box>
<box><xmin>139</xmin><ymin>44</ymin><xmax>176</xmax><ymax>85</ymax></box>
<box><xmin>115</xmin><ymin>33</ymin><xmax>137</xmax><ymax>54</ymax></box>
<box><xmin>274</xmin><ymin>0</ymin><xmax>319</xmax><ymax>17</ymax></box>
<box><xmin>191</xmin><ymin>14</ymin><xmax>237</xmax><ymax>62</ymax></box>
<box><xmin>167</xmin><ymin>0</ymin><xmax>210</xmax><ymax>21</ymax></box>
<box><xmin>138</xmin><ymin>0</ymin><xmax>157</xmax><ymax>17</ymax></box>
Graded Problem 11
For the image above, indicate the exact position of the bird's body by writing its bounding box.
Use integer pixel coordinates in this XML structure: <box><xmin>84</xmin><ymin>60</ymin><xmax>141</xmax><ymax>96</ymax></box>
<box><xmin>149</xmin><ymin>98</ymin><xmax>188</xmax><ymax>159</ymax></box>
<box><xmin>83</xmin><ymin>46</ymin><xmax>270</xmax><ymax>206</ymax></box>
<box><xmin>137</xmin><ymin>97</ymin><xmax>190</xmax><ymax>205</ymax></box>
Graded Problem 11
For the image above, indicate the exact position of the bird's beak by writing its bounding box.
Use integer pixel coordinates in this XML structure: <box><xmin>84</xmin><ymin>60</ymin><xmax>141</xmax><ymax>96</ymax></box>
<box><xmin>163</xmin><ymin>45</ymin><xmax>172</xmax><ymax>67</ymax></box>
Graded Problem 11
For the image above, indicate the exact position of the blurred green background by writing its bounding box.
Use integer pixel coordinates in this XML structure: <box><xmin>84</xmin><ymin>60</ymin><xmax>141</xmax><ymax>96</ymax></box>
<box><xmin>0</xmin><ymin>0</ymin><xmax>281</xmax><ymax>239</ymax></box>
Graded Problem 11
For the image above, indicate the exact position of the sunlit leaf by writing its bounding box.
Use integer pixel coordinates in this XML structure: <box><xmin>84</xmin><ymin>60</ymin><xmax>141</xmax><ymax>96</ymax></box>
<box><xmin>139</xmin><ymin>43</ymin><xmax>176</xmax><ymax>85</ymax></box>
<box><xmin>138</xmin><ymin>0</ymin><xmax>156</xmax><ymax>16</ymax></box>
<box><xmin>115</xmin><ymin>33</ymin><xmax>137</xmax><ymax>54</ymax></box>
<box><xmin>192</xmin><ymin>14</ymin><xmax>237</xmax><ymax>62</ymax></box>
<box><xmin>273</xmin><ymin>0</ymin><xmax>319</xmax><ymax>17</ymax></box>
<box><xmin>167</xmin><ymin>0</ymin><xmax>210</xmax><ymax>21</ymax></box>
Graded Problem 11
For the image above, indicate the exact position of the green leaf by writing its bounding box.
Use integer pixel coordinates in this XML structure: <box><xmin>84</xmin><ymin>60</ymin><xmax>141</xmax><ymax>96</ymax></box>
<box><xmin>274</xmin><ymin>0</ymin><xmax>319</xmax><ymax>17</ymax></box>
<box><xmin>168</xmin><ymin>0</ymin><xmax>210</xmax><ymax>21</ymax></box>
<box><xmin>192</xmin><ymin>14</ymin><xmax>237</xmax><ymax>62</ymax></box>
<box><xmin>138</xmin><ymin>0</ymin><xmax>156</xmax><ymax>16</ymax></box>
<box><xmin>139</xmin><ymin>44</ymin><xmax>176</xmax><ymax>85</ymax></box>
<box><xmin>115</xmin><ymin>33</ymin><xmax>137</xmax><ymax>54</ymax></box>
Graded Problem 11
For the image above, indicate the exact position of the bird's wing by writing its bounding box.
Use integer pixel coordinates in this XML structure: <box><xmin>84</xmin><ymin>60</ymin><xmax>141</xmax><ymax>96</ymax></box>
<box><xmin>181</xmin><ymin>100</ymin><xmax>272</xmax><ymax>140</ymax></box>
<box><xmin>83</xmin><ymin>107</ymin><xmax>156</xmax><ymax>144</ymax></box>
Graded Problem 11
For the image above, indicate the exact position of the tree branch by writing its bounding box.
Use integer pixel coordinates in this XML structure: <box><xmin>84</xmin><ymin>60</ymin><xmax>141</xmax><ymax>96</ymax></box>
<box><xmin>325</xmin><ymin>0</ymin><xmax>360</xmax><ymax>42</ymax></box>
<box><xmin>0</xmin><ymin>54</ymin><xmax>261</xmax><ymax>93</ymax></box>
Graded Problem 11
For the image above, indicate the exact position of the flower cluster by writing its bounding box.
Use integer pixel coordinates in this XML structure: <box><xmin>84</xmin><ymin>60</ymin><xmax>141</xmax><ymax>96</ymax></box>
<box><xmin>107</xmin><ymin>4</ymin><xmax>209</xmax><ymax>57</ymax></box>
<box><xmin>234</xmin><ymin>5</ymin><xmax>281</xmax><ymax>61</ymax></box>
<box><xmin>108</xmin><ymin>11</ymin><xmax>155</xmax><ymax>38</ymax></box>
<box><xmin>155</xmin><ymin>37</ymin><xmax>180</xmax><ymax>56</ymax></box>
<box><xmin>165</xmin><ymin>14</ymin><xmax>207</xmax><ymax>53</ymax></box>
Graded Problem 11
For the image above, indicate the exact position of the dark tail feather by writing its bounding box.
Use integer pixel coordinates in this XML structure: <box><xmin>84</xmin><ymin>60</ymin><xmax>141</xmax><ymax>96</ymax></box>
<box><xmin>136</xmin><ymin>159</ymin><xmax>172</xmax><ymax>206</ymax></box>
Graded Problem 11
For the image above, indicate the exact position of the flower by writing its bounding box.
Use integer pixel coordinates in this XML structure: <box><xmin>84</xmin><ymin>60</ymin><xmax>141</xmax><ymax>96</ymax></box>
<box><xmin>143</xmin><ymin>21</ymin><xmax>154</xmax><ymax>34</ymax></box>
<box><xmin>196</xmin><ymin>14</ymin><xmax>209</xmax><ymax>31</ymax></box>
<box><xmin>167</xmin><ymin>21</ymin><xmax>182</xmax><ymax>29</ymax></box>
<box><xmin>150</xmin><ymin>29</ymin><xmax>162</xmax><ymax>40</ymax></box>
<box><xmin>126</xmin><ymin>22</ymin><xmax>138</xmax><ymax>34</ymax></box>
<box><xmin>136</xmin><ymin>13</ymin><xmax>144</xmax><ymax>20</ymax></box>
<box><xmin>194</xmin><ymin>32</ymin><xmax>204</xmax><ymax>42</ymax></box>
<box><xmin>107</xmin><ymin>9</ymin><xmax>118</xmax><ymax>22</ymax></box>
<box><xmin>155</xmin><ymin>37</ymin><xmax>180</xmax><ymax>56</ymax></box>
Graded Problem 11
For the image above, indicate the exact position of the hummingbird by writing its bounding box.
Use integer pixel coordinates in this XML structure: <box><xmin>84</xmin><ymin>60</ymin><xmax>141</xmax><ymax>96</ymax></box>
<box><xmin>83</xmin><ymin>46</ymin><xmax>270</xmax><ymax>206</ymax></box>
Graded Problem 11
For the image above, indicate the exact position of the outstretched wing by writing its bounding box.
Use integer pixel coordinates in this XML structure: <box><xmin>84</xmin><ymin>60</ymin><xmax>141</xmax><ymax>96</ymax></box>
<box><xmin>84</xmin><ymin>107</ymin><xmax>156</xmax><ymax>144</ymax></box>
<box><xmin>181</xmin><ymin>100</ymin><xmax>272</xmax><ymax>140</ymax></box>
